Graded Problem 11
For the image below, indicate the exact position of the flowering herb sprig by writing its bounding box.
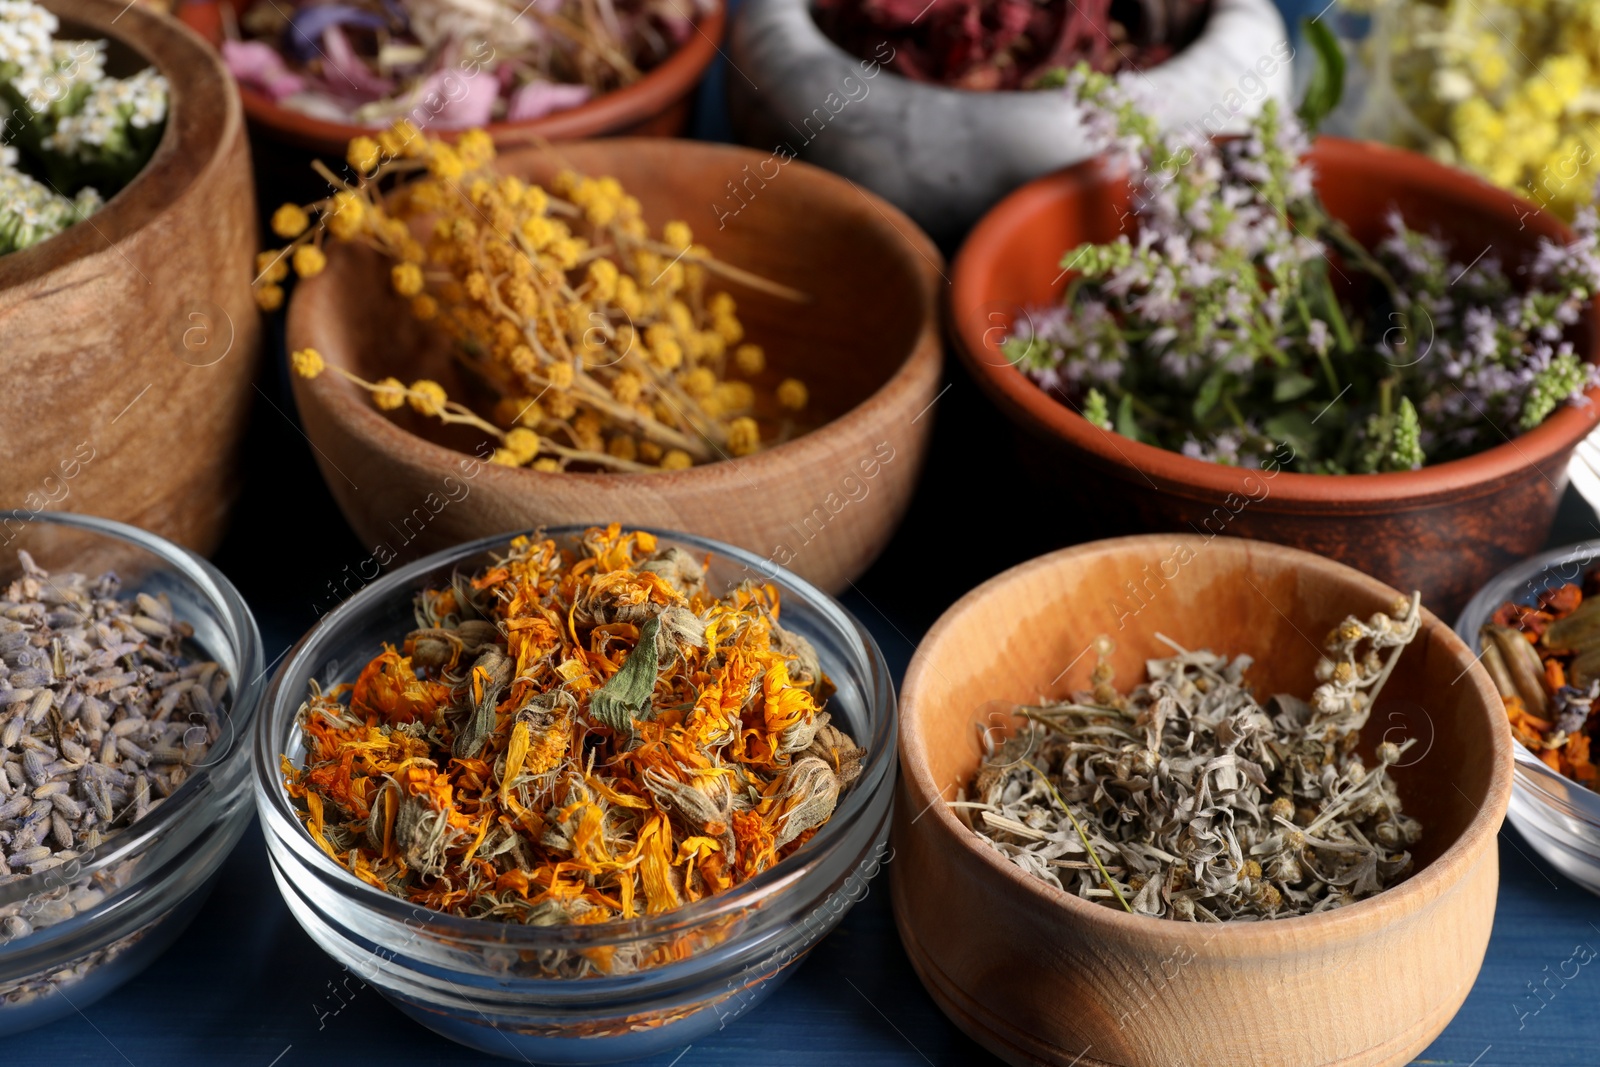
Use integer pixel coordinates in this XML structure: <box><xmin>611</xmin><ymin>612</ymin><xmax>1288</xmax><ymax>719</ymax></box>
<box><xmin>0</xmin><ymin>0</ymin><xmax>168</xmax><ymax>253</ymax></box>
<box><xmin>1005</xmin><ymin>67</ymin><xmax>1600</xmax><ymax>473</ymax></box>
<box><xmin>266</xmin><ymin>124</ymin><xmax>811</xmax><ymax>473</ymax></box>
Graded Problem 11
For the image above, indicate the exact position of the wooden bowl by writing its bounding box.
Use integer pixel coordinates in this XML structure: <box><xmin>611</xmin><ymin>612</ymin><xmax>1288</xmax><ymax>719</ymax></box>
<box><xmin>948</xmin><ymin>138</ymin><xmax>1600</xmax><ymax>616</ymax></box>
<box><xmin>893</xmin><ymin>535</ymin><xmax>1513</xmax><ymax>1067</ymax></box>
<box><xmin>0</xmin><ymin>0</ymin><xmax>260</xmax><ymax>554</ymax></box>
<box><xmin>178</xmin><ymin>0</ymin><xmax>726</xmax><ymax>157</ymax></box>
<box><xmin>286</xmin><ymin>138</ymin><xmax>943</xmax><ymax>594</ymax></box>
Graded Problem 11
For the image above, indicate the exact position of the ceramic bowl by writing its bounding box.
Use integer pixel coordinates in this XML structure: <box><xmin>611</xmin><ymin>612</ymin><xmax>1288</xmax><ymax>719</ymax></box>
<box><xmin>285</xmin><ymin>138</ymin><xmax>943</xmax><ymax>595</ymax></box>
<box><xmin>179</xmin><ymin>0</ymin><xmax>726</xmax><ymax>157</ymax></box>
<box><xmin>0</xmin><ymin>0</ymin><xmax>260</xmax><ymax>554</ymax></box>
<box><xmin>727</xmin><ymin>0</ymin><xmax>1290</xmax><ymax>247</ymax></box>
<box><xmin>894</xmin><ymin>534</ymin><xmax>1512</xmax><ymax>1067</ymax></box>
<box><xmin>948</xmin><ymin>137</ymin><xmax>1600</xmax><ymax>615</ymax></box>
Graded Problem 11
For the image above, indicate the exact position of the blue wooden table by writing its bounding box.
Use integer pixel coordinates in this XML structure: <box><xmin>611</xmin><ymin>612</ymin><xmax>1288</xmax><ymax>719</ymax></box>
<box><xmin>15</xmin><ymin>1</ymin><xmax>1600</xmax><ymax>1059</ymax></box>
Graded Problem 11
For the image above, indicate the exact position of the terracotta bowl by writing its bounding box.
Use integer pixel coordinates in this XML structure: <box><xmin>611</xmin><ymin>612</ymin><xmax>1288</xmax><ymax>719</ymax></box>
<box><xmin>948</xmin><ymin>137</ymin><xmax>1600</xmax><ymax>616</ymax></box>
<box><xmin>178</xmin><ymin>0</ymin><xmax>725</xmax><ymax>157</ymax></box>
<box><xmin>0</xmin><ymin>0</ymin><xmax>260</xmax><ymax>554</ymax></box>
<box><xmin>893</xmin><ymin>534</ymin><xmax>1513</xmax><ymax>1067</ymax></box>
<box><xmin>286</xmin><ymin>138</ymin><xmax>943</xmax><ymax>594</ymax></box>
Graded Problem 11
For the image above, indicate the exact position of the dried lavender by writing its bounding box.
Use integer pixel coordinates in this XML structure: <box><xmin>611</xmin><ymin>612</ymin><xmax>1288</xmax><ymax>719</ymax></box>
<box><xmin>958</xmin><ymin>595</ymin><xmax>1425</xmax><ymax>920</ymax></box>
<box><xmin>0</xmin><ymin>550</ymin><xmax>226</xmax><ymax>989</ymax></box>
<box><xmin>1004</xmin><ymin>67</ymin><xmax>1600</xmax><ymax>473</ymax></box>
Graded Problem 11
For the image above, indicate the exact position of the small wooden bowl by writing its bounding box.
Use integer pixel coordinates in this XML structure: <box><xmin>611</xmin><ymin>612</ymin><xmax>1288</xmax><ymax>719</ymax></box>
<box><xmin>0</xmin><ymin>0</ymin><xmax>260</xmax><ymax>554</ymax></box>
<box><xmin>894</xmin><ymin>535</ymin><xmax>1512</xmax><ymax>1067</ymax></box>
<box><xmin>286</xmin><ymin>138</ymin><xmax>943</xmax><ymax>594</ymax></box>
<box><xmin>178</xmin><ymin>0</ymin><xmax>726</xmax><ymax>156</ymax></box>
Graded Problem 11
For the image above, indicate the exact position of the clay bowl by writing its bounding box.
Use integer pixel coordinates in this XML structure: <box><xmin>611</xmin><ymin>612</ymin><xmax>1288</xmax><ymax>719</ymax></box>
<box><xmin>948</xmin><ymin>137</ymin><xmax>1600</xmax><ymax>616</ymax></box>
<box><xmin>178</xmin><ymin>0</ymin><xmax>725</xmax><ymax>158</ymax></box>
<box><xmin>0</xmin><ymin>0</ymin><xmax>260</xmax><ymax>554</ymax></box>
<box><xmin>286</xmin><ymin>138</ymin><xmax>943</xmax><ymax>594</ymax></box>
<box><xmin>893</xmin><ymin>534</ymin><xmax>1513</xmax><ymax>1067</ymax></box>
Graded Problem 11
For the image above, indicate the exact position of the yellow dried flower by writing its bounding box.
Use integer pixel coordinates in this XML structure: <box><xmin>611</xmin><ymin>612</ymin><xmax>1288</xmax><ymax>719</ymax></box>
<box><xmin>612</xmin><ymin>372</ymin><xmax>644</xmax><ymax>405</ymax></box>
<box><xmin>372</xmin><ymin>377</ymin><xmax>407</xmax><ymax>410</ymax></box>
<box><xmin>546</xmin><ymin>393</ymin><xmax>577</xmax><ymax>419</ymax></box>
<box><xmin>608</xmin><ymin>435</ymin><xmax>638</xmax><ymax>462</ymax></box>
<box><xmin>777</xmin><ymin>378</ymin><xmax>808</xmax><ymax>410</ymax></box>
<box><xmin>457</xmin><ymin>129</ymin><xmax>495</xmax><ymax>168</ymax></box>
<box><xmin>271</xmin><ymin>203</ymin><xmax>309</xmax><ymax>239</ymax></box>
<box><xmin>587</xmin><ymin>259</ymin><xmax>619</xmax><ymax>302</ymax></box>
<box><xmin>713</xmin><ymin>313</ymin><xmax>744</xmax><ymax>345</ymax></box>
<box><xmin>505</xmin><ymin>427</ymin><xmax>541</xmax><ymax>464</ymax></box>
<box><xmin>490</xmin><ymin>448</ymin><xmax>520</xmax><ymax>467</ymax></box>
<box><xmin>409</xmin><ymin>379</ymin><xmax>448</xmax><ymax>416</ymax></box>
<box><xmin>727</xmin><ymin>417</ymin><xmax>761</xmax><ymax>456</ymax></box>
<box><xmin>290</xmin><ymin>347</ymin><xmax>325</xmax><ymax>378</ymax></box>
<box><xmin>660</xmin><ymin>449</ymin><xmax>693</xmax><ymax>470</ymax></box>
<box><xmin>255</xmin><ymin>284</ymin><xmax>284</xmax><ymax>311</ymax></box>
<box><xmin>663</xmin><ymin>220</ymin><xmax>692</xmax><ymax>250</ymax></box>
<box><xmin>638</xmin><ymin>440</ymin><xmax>663</xmax><ymax>463</ymax></box>
<box><xmin>682</xmin><ymin>367</ymin><xmax>716</xmax><ymax>398</ymax></box>
<box><xmin>549</xmin><ymin>238</ymin><xmax>583</xmax><ymax>270</ymax></box>
<box><xmin>326</xmin><ymin>191</ymin><xmax>365</xmax><ymax>240</ymax></box>
<box><xmin>392</xmin><ymin>262</ymin><xmax>425</xmax><ymax>297</ymax></box>
<box><xmin>708</xmin><ymin>292</ymin><xmax>736</xmax><ymax>318</ymax></box>
<box><xmin>427</xmin><ymin>144</ymin><xmax>465</xmax><ymax>181</ymax></box>
<box><xmin>347</xmin><ymin>136</ymin><xmax>381</xmax><ymax>174</ymax></box>
<box><xmin>715</xmin><ymin>381</ymin><xmax>754</xmax><ymax>412</ymax></box>
<box><xmin>547</xmin><ymin>362</ymin><xmax>575</xmax><ymax>390</ymax></box>
<box><xmin>411</xmin><ymin>294</ymin><xmax>439</xmax><ymax>320</ymax></box>
<box><xmin>255</xmin><ymin>250</ymin><xmax>288</xmax><ymax>284</ymax></box>
<box><xmin>533</xmin><ymin>458</ymin><xmax>560</xmax><ymax>472</ymax></box>
<box><xmin>293</xmin><ymin>244</ymin><xmax>327</xmax><ymax>278</ymax></box>
<box><xmin>735</xmin><ymin>344</ymin><xmax>765</xmax><ymax>375</ymax></box>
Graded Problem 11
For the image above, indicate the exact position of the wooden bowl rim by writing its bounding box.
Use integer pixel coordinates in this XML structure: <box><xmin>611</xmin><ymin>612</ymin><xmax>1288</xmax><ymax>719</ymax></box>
<box><xmin>948</xmin><ymin>136</ymin><xmax>1600</xmax><ymax>507</ymax></box>
<box><xmin>0</xmin><ymin>0</ymin><xmax>240</xmax><ymax>288</ymax></box>
<box><xmin>897</xmin><ymin>533</ymin><xmax>1514</xmax><ymax>945</ymax></box>
<box><xmin>177</xmin><ymin>0</ymin><xmax>725</xmax><ymax>154</ymax></box>
<box><xmin>288</xmin><ymin>137</ymin><xmax>945</xmax><ymax>492</ymax></box>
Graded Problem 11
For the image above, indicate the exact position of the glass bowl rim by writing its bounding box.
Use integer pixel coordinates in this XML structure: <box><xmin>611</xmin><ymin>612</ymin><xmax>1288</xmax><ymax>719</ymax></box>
<box><xmin>254</xmin><ymin>522</ymin><xmax>897</xmax><ymax>949</ymax></box>
<box><xmin>0</xmin><ymin>509</ymin><xmax>265</xmax><ymax>911</ymax></box>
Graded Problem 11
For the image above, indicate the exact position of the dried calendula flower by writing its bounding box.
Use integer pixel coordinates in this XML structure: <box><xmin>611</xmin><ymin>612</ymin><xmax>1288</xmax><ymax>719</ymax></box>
<box><xmin>256</xmin><ymin>124</ymin><xmax>817</xmax><ymax>474</ymax></box>
<box><xmin>282</xmin><ymin>525</ymin><xmax>861</xmax><ymax>968</ymax></box>
<box><xmin>956</xmin><ymin>595</ymin><xmax>1425</xmax><ymax>921</ymax></box>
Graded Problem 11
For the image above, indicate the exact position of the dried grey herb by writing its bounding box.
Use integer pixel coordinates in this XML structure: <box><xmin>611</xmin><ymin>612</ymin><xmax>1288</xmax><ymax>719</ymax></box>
<box><xmin>956</xmin><ymin>594</ymin><xmax>1425</xmax><ymax>921</ymax></box>
<box><xmin>0</xmin><ymin>551</ymin><xmax>228</xmax><ymax>1007</ymax></box>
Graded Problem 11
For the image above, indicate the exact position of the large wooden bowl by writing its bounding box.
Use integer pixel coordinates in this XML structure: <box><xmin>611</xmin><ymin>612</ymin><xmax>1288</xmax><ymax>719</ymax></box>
<box><xmin>0</xmin><ymin>0</ymin><xmax>260</xmax><ymax>554</ymax></box>
<box><xmin>894</xmin><ymin>535</ymin><xmax>1513</xmax><ymax>1067</ymax></box>
<box><xmin>286</xmin><ymin>138</ymin><xmax>943</xmax><ymax>594</ymax></box>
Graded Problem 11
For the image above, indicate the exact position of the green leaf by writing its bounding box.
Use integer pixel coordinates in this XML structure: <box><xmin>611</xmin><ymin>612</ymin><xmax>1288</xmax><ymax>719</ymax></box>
<box><xmin>1193</xmin><ymin>370</ymin><xmax>1228</xmax><ymax>419</ymax></box>
<box><xmin>1273</xmin><ymin>372</ymin><xmax>1319</xmax><ymax>402</ymax></box>
<box><xmin>1297</xmin><ymin>17</ymin><xmax>1346</xmax><ymax>134</ymax></box>
<box><xmin>1114</xmin><ymin>393</ymin><xmax>1142</xmax><ymax>442</ymax></box>
<box><xmin>589</xmin><ymin>614</ymin><xmax>662</xmax><ymax>735</ymax></box>
<box><xmin>1264</xmin><ymin>410</ymin><xmax>1321</xmax><ymax>461</ymax></box>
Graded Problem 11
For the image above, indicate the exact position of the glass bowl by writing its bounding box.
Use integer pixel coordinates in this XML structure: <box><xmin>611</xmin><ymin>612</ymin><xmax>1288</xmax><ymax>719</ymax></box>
<box><xmin>1456</xmin><ymin>540</ymin><xmax>1600</xmax><ymax>894</ymax></box>
<box><xmin>255</xmin><ymin>525</ymin><xmax>897</xmax><ymax>1063</ymax></box>
<box><xmin>0</xmin><ymin>511</ymin><xmax>264</xmax><ymax>1033</ymax></box>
